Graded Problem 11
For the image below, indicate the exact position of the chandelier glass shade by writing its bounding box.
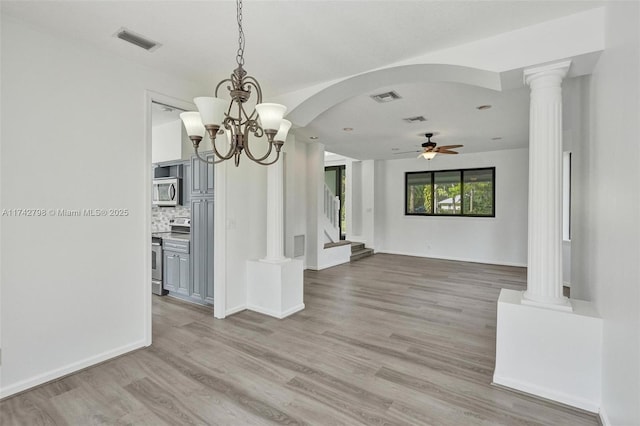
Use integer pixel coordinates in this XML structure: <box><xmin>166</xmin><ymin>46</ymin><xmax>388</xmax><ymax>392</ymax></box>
<box><xmin>180</xmin><ymin>0</ymin><xmax>290</xmax><ymax>167</ymax></box>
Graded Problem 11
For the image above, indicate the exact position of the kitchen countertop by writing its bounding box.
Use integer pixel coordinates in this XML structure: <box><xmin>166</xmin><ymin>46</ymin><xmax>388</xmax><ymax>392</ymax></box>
<box><xmin>152</xmin><ymin>231</ymin><xmax>190</xmax><ymax>242</ymax></box>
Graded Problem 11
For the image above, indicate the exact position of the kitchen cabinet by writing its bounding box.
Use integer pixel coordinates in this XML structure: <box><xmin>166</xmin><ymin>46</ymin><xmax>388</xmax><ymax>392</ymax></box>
<box><xmin>191</xmin><ymin>152</ymin><xmax>215</xmax><ymax>197</ymax></box>
<box><xmin>163</xmin><ymin>250</ymin><xmax>189</xmax><ymax>296</ymax></box>
<box><xmin>191</xmin><ymin>197</ymin><xmax>214</xmax><ymax>305</ymax></box>
<box><xmin>182</xmin><ymin>160</ymin><xmax>191</xmax><ymax>205</ymax></box>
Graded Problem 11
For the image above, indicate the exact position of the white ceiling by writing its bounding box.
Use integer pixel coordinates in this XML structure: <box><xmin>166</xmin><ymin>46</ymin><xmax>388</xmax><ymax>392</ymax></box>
<box><xmin>2</xmin><ymin>1</ymin><xmax>603</xmax><ymax>160</ymax></box>
<box><xmin>151</xmin><ymin>102</ymin><xmax>186</xmax><ymax>127</ymax></box>
<box><xmin>298</xmin><ymin>82</ymin><xmax>531</xmax><ymax>159</ymax></box>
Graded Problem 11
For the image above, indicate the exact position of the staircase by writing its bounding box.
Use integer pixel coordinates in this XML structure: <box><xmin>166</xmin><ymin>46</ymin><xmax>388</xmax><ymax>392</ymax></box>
<box><xmin>323</xmin><ymin>183</ymin><xmax>341</xmax><ymax>243</ymax></box>
<box><xmin>350</xmin><ymin>242</ymin><xmax>373</xmax><ymax>262</ymax></box>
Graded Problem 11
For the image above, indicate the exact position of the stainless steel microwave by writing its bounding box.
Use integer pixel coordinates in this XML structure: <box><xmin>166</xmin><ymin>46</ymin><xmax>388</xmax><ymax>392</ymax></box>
<box><xmin>153</xmin><ymin>177</ymin><xmax>181</xmax><ymax>206</ymax></box>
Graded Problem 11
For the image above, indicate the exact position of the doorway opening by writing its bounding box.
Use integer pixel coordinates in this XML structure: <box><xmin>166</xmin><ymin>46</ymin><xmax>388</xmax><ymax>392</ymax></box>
<box><xmin>324</xmin><ymin>165</ymin><xmax>346</xmax><ymax>240</ymax></box>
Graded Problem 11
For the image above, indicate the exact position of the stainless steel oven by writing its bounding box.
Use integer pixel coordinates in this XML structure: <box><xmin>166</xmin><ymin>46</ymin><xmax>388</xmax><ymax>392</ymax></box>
<box><xmin>151</xmin><ymin>236</ymin><xmax>165</xmax><ymax>295</ymax></box>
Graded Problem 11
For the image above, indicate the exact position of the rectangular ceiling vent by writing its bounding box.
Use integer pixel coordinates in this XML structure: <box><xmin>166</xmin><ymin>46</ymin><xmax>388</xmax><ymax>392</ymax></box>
<box><xmin>114</xmin><ymin>28</ymin><xmax>161</xmax><ymax>52</ymax></box>
<box><xmin>403</xmin><ymin>115</ymin><xmax>426</xmax><ymax>123</ymax></box>
<box><xmin>370</xmin><ymin>91</ymin><xmax>402</xmax><ymax>103</ymax></box>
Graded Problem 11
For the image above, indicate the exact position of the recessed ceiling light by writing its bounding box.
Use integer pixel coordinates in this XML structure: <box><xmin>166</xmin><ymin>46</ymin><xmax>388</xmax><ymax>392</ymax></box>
<box><xmin>491</xmin><ymin>137</ymin><xmax>503</xmax><ymax>141</ymax></box>
<box><xmin>343</xmin><ymin>127</ymin><xmax>354</xmax><ymax>132</ymax></box>
<box><xmin>476</xmin><ymin>104</ymin><xmax>492</xmax><ymax>110</ymax></box>
<box><xmin>309</xmin><ymin>136</ymin><xmax>319</xmax><ymax>140</ymax></box>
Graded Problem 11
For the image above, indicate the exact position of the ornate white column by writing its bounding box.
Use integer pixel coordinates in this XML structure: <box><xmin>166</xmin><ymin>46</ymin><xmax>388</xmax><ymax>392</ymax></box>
<box><xmin>262</xmin><ymin>154</ymin><xmax>288</xmax><ymax>263</ymax></box>
<box><xmin>247</xmin><ymin>145</ymin><xmax>304</xmax><ymax>319</ymax></box>
<box><xmin>522</xmin><ymin>61</ymin><xmax>572</xmax><ymax>311</ymax></box>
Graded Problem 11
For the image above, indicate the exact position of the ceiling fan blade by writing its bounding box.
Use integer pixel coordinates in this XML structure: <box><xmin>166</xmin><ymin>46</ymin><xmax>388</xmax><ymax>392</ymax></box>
<box><xmin>393</xmin><ymin>150</ymin><xmax>421</xmax><ymax>155</ymax></box>
<box><xmin>438</xmin><ymin>144</ymin><xmax>463</xmax><ymax>150</ymax></box>
<box><xmin>436</xmin><ymin>150</ymin><xmax>459</xmax><ymax>154</ymax></box>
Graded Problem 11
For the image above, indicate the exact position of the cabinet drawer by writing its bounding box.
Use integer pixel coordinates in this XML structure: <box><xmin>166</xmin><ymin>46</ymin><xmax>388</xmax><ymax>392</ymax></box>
<box><xmin>163</xmin><ymin>240</ymin><xmax>189</xmax><ymax>253</ymax></box>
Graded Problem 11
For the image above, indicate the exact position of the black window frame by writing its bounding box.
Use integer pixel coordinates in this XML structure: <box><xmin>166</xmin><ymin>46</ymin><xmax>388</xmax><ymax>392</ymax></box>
<box><xmin>405</xmin><ymin>167</ymin><xmax>496</xmax><ymax>218</ymax></box>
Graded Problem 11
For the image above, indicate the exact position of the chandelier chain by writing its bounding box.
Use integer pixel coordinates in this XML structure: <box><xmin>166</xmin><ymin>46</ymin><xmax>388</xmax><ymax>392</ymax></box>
<box><xmin>236</xmin><ymin>0</ymin><xmax>245</xmax><ymax>66</ymax></box>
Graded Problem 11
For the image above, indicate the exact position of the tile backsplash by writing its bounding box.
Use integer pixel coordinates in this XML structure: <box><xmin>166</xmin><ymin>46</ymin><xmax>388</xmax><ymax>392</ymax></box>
<box><xmin>152</xmin><ymin>205</ymin><xmax>191</xmax><ymax>232</ymax></box>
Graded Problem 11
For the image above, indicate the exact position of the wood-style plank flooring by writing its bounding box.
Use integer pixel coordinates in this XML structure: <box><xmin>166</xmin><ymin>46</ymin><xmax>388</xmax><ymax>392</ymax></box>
<box><xmin>1</xmin><ymin>254</ymin><xmax>599</xmax><ymax>425</ymax></box>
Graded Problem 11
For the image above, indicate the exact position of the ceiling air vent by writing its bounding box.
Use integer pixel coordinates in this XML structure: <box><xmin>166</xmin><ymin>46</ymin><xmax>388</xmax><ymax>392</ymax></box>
<box><xmin>403</xmin><ymin>115</ymin><xmax>426</xmax><ymax>123</ymax></box>
<box><xmin>370</xmin><ymin>91</ymin><xmax>402</xmax><ymax>103</ymax></box>
<box><xmin>114</xmin><ymin>28</ymin><xmax>161</xmax><ymax>52</ymax></box>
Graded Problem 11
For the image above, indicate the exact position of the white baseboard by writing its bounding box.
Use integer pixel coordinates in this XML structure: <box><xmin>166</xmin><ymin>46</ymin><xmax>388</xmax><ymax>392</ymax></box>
<box><xmin>378</xmin><ymin>249</ymin><xmax>527</xmax><ymax>268</ymax></box>
<box><xmin>247</xmin><ymin>303</ymin><xmax>305</xmax><ymax>319</ymax></box>
<box><xmin>599</xmin><ymin>406</ymin><xmax>611</xmax><ymax>426</ymax></box>
<box><xmin>493</xmin><ymin>374</ymin><xmax>599</xmax><ymax>413</ymax></box>
<box><xmin>307</xmin><ymin>258</ymin><xmax>350</xmax><ymax>271</ymax></box>
<box><xmin>0</xmin><ymin>339</ymin><xmax>146</xmax><ymax>399</ymax></box>
<box><xmin>225</xmin><ymin>304</ymin><xmax>246</xmax><ymax>316</ymax></box>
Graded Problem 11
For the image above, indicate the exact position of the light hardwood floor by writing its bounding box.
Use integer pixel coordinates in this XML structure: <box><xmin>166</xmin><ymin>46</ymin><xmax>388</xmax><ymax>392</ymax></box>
<box><xmin>1</xmin><ymin>254</ymin><xmax>599</xmax><ymax>425</ymax></box>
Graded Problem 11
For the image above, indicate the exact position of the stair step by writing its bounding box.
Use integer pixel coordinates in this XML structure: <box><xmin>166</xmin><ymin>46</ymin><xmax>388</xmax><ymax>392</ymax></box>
<box><xmin>350</xmin><ymin>248</ymin><xmax>374</xmax><ymax>262</ymax></box>
<box><xmin>350</xmin><ymin>242</ymin><xmax>365</xmax><ymax>252</ymax></box>
<box><xmin>324</xmin><ymin>240</ymin><xmax>351</xmax><ymax>249</ymax></box>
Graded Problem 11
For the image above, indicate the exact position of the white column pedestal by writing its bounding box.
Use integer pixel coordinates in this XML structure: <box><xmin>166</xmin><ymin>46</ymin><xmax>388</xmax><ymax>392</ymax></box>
<box><xmin>493</xmin><ymin>289</ymin><xmax>602</xmax><ymax>412</ymax></box>
<box><xmin>246</xmin><ymin>259</ymin><xmax>304</xmax><ymax>319</ymax></box>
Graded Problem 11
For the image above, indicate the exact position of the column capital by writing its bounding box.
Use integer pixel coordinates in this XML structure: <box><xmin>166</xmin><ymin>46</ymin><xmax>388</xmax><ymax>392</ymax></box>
<box><xmin>523</xmin><ymin>61</ymin><xmax>571</xmax><ymax>87</ymax></box>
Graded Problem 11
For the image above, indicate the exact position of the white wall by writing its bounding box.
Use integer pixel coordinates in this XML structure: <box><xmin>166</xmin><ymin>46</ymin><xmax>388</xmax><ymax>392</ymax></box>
<box><xmin>284</xmin><ymin>136</ymin><xmax>308</xmax><ymax>264</ymax></box>
<box><xmin>0</xmin><ymin>16</ymin><xmax>205</xmax><ymax>396</ymax></box>
<box><xmin>378</xmin><ymin>149</ymin><xmax>529</xmax><ymax>266</ymax></box>
<box><xmin>221</xmin><ymin>160</ymin><xmax>267</xmax><ymax>315</ymax></box>
<box><xmin>571</xmin><ymin>2</ymin><xmax>640</xmax><ymax>424</ymax></box>
<box><xmin>305</xmin><ymin>142</ymin><xmax>323</xmax><ymax>269</ymax></box>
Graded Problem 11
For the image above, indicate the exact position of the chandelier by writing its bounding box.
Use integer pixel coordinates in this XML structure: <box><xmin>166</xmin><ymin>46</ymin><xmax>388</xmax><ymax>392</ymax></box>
<box><xmin>179</xmin><ymin>0</ymin><xmax>291</xmax><ymax>167</ymax></box>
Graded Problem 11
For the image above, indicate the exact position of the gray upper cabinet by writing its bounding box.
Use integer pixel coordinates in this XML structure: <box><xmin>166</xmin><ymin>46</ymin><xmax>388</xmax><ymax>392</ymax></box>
<box><xmin>182</xmin><ymin>160</ymin><xmax>191</xmax><ymax>205</ymax></box>
<box><xmin>191</xmin><ymin>152</ymin><xmax>215</xmax><ymax>197</ymax></box>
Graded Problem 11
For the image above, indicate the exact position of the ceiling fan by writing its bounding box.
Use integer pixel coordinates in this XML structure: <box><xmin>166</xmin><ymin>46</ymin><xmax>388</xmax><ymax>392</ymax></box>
<box><xmin>394</xmin><ymin>133</ymin><xmax>463</xmax><ymax>160</ymax></box>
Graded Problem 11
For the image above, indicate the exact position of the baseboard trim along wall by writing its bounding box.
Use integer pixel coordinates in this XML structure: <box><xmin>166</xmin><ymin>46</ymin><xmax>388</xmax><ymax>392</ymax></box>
<box><xmin>378</xmin><ymin>249</ymin><xmax>527</xmax><ymax>268</ymax></box>
<box><xmin>247</xmin><ymin>303</ymin><xmax>305</xmax><ymax>319</ymax></box>
<box><xmin>493</xmin><ymin>375</ymin><xmax>600</xmax><ymax>413</ymax></box>
<box><xmin>0</xmin><ymin>339</ymin><xmax>146</xmax><ymax>399</ymax></box>
<box><xmin>599</xmin><ymin>407</ymin><xmax>611</xmax><ymax>426</ymax></box>
<box><xmin>307</xmin><ymin>258</ymin><xmax>350</xmax><ymax>271</ymax></box>
<box><xmin>225</xmin><ymin>304</ymin><xmax>247</xmax><ymax>317</ymax></box>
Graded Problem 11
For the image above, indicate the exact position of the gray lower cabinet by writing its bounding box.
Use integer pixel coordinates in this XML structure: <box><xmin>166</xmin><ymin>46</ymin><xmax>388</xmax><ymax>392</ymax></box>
<box><xmin>191</xmin><ymin>197</ymin><xmax>214</xmax><ymax>305</ymax></box>
<box><xmin>163</xmin><ymin>250</ymin><xmax>189</xmax><ymax>296</ymax></box>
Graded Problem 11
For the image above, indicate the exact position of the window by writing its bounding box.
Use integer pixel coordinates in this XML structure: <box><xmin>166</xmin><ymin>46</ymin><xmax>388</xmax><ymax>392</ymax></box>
<box><xmin>405</xmin><ymin>167</ymin><xmax>495</xmax><ymax>217</ymax></box>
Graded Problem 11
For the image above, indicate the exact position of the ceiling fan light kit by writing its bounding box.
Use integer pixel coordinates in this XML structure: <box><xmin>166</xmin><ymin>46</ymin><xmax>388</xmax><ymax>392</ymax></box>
<box><xmin>180</xmin><ymin>0</ymin><xmax>290</xmax><ymax>167</ymax></box>
<box><xmin>416</xmin><ymin>133</ymin><xmax>463</xmax><ymax>160</ymax></box>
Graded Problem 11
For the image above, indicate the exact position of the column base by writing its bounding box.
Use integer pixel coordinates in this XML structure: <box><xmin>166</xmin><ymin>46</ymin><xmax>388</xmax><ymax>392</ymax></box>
<box><xmin>522</xmin><ymin>291</ymin><xmax>573</xmax><ymax>312</ymax></box>
<box><xmin>246</xmin><ymin>258</ymin><xmax>304</xmax><ymax>319</ymax></box>
<box><xmin>494</xmin><ymin>289</ymin><xmax>602</xmax><ymax>412</ymax></box>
